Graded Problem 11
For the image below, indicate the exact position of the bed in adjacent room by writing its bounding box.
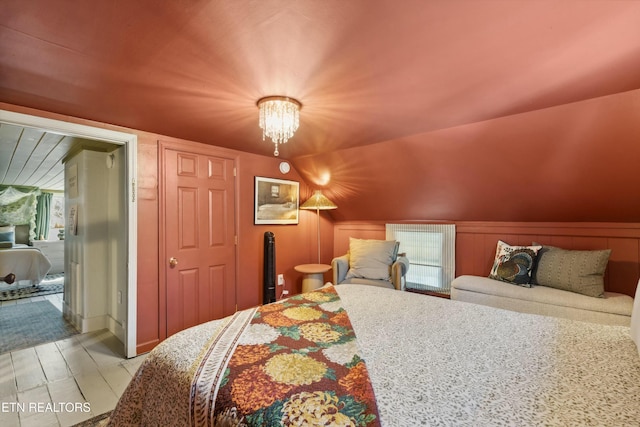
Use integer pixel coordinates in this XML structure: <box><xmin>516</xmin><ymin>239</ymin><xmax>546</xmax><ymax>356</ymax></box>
<box><xmin>0</xmin><ymin>247</ymin><xmax>52</xmax><ymax>285</ymax></box>
<box><xmin>0</xmin><ymin>224</ymin><xmax>52</xmax><ymax>285</ymax></box>
<box><xmin>108</xmin><ymin>283</ymin><xmax>640</xmax><ymax>426</ymax></box>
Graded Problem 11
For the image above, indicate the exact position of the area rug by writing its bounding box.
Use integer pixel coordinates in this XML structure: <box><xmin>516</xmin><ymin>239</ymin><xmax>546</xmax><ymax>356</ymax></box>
<box><xmin>0</xmin><ymin>300</ymin><xmax>78</xmax><ymax>354</ymax></box>
<box><xmin>72</xmin><ymin>411</ymin><xmax>111</xmax><ymax>427</ymax></box>
<box><xmin>0</xmin><ymin>273</ymin><xmax>64</xmax><ymax>301</ymax></box>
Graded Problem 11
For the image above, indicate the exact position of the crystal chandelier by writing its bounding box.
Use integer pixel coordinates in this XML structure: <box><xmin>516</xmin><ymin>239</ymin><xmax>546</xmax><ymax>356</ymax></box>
<box><xmin>257</xmin><ymin>96</ymin><xmax>302</xmax><ymax>156</ymax></box>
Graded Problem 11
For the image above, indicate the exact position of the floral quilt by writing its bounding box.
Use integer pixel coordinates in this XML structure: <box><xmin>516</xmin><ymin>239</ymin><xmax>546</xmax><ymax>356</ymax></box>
<box><xmin>109</xmin><ymin>285</ymin><xmax>380</xmax><ymax>427</ymax></box>
<box><xmin>193</xmin><ymin>285</ymin><xmax>380</xmax><ymax>426</ymax></box>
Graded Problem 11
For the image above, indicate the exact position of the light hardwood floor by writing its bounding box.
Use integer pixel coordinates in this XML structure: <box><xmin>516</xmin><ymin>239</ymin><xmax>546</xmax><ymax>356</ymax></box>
<box><xmin>0</xmin><ymin>293</ymin><xmax>147</xmax><ymax>427</ymax></box>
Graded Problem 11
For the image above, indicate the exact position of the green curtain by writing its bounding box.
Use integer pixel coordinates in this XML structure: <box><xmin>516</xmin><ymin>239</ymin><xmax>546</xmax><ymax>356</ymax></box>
<box><xmin>35</xmin><ymin>192</ymin><xmax>53</xmax><ymax>240</ymax></box>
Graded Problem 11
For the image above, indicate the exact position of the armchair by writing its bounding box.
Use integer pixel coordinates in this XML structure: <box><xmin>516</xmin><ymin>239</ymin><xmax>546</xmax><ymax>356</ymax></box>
<box><xmin>331</xmin><ymin>238</ymin><xmax>409</xmax><ymax>290</ymax></box>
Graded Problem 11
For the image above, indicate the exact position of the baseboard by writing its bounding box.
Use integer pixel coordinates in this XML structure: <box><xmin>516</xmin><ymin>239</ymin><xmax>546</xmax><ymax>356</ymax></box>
<box><xmin>136</xmin><ymin>339</ymin><xmax>160</xmax><ymax>355</ymax></box>
<box><xmin>80</xmin><ymin>314</ymin><xmax>108</xmax><ymax>333</ymax></box>
<box><xmin>107</xmin><ymin>316</ymin><xmax>125</xmax><ymax>344</ymax></box>
<box><xmin>406</xmin><ymin>288</ymin><xmax>451</xmax><ymax>299</ymax></box>
<box><xmin>64</xmin><ymin>303</ymin><xmax>126</xmax><ymax>343</ymax></box>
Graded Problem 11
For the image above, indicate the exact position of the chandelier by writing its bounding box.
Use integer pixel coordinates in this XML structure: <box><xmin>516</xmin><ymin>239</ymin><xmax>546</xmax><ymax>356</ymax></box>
<box><xmin>257</xmin><ymin>96</ymin><xmax>302</xmax><ymax>156</ymax></box>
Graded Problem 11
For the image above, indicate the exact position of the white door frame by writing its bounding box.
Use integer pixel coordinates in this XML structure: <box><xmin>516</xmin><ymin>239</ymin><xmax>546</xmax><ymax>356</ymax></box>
<box><xmin>0</xmin><ymin>109</ymin><xmax>138</xmax><ymax>358</ymax></box>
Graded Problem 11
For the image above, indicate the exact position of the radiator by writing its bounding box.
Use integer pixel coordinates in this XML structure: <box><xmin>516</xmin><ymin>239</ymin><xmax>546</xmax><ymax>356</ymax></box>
<box><xmin>386</xmin><ymin>223</ymin><xmax>456</xmax><ymax>294</ymax></box>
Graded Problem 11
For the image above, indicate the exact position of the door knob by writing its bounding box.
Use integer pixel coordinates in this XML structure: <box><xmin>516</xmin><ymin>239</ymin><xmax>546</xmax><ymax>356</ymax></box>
<box><xmin>169</xmin><ymin>257</ymin><xmax>178</xmax><ymax>267</ymax></box>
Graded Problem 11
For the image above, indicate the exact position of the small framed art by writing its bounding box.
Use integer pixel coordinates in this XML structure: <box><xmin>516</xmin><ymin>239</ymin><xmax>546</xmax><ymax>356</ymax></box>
<box><xmin>254</xmin><ymin>176</ymin><xmax>299</xmax><ymax>225</ymax></box>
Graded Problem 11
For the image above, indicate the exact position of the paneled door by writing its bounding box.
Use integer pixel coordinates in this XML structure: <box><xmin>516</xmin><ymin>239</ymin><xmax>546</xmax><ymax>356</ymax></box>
<box><xmin>163</xmin><ymin>147</ymin><xmax>236</xmax><ymax>337</ymax></box>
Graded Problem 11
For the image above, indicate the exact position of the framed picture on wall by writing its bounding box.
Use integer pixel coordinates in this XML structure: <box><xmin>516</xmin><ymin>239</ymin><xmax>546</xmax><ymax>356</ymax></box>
<box><xmin>254</xmin><ymin>176</ymin><xmax>299</xmax><ymax>225</ymax></box>
<box><xmin>68</xmin><ymin>204</ymin><xmax>79</xmax><ymax>236</ymax></box>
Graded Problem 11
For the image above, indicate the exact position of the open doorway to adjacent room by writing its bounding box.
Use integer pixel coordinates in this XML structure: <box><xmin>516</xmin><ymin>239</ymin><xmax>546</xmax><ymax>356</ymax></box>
<box><xmin>0</xmin><ymin>110</ymin><xmax>137</xmax><ymax>358</ymax></box>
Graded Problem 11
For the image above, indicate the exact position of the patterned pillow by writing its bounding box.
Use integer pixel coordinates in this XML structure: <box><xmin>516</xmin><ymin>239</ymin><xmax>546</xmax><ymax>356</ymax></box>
<box><xmin>488</xmin><ymin>240</ymin><xmax>542</xmax><ymax>287</ymax></box>
<box><xmin>531</xmin><ymin>244</ymin><xmax>610</xmax><ymax>298</ymax></box>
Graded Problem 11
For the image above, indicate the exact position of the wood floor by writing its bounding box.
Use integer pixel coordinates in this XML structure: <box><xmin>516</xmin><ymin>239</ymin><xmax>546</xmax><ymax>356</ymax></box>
<box><xmin>0</xmin><ymin>293</ymin><xmax>147</xmax><ymax>427</ymax></box>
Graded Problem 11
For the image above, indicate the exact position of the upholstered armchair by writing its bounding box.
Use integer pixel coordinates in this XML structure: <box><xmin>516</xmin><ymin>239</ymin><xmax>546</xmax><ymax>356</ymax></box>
<box><xmin>332</xmin><ymin>238</ymin><xmax>409</xmax><ymax>290</ymax></box>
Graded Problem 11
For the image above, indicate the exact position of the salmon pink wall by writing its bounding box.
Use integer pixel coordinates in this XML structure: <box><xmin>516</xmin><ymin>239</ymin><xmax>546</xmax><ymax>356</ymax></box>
<box><xmin>333</xmin><ymin>221</ymin><xmax>640</xmax><ymax>298</ymax></box>
<box><xmin>293</xmin><ymin>89</ymin><xmax>640</xmax><ymax>224</ymax></box>
<box><xmin>455</xmin><ymin>222</ymin><xmax>640</xmax><ymax>297</ymax></box>
<box><xmin>234</xmin><ymin>154</ymin><xmax>334</xmax><ymax>309</ymax></box>
<box><xmin>140</xmin><ymin>136</ymin><xmax>329</xmax><ymax>352</ymax></box>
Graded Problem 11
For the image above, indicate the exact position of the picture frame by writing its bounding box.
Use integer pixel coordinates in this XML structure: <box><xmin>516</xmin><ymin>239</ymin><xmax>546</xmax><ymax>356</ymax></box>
<box><xmin>67</xmin><ymin>204</ymin><xmax>78</xmax><ymax>236</ymax></box>
<box><xmin>254</xmin><ymin>176</ymin><xmax>299</xmax><ymax>225</ymax></box>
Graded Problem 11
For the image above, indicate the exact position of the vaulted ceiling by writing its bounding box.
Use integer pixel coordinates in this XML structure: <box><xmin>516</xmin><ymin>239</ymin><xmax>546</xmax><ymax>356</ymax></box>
<box><xmin>2</xmin><ymin>1</ymin><xmax>640</xmax><ymax>222</ymax></box>
<box><xmin>2</xmin><ymin>1</ymin><xmax>640</xmax><ymax>159</ymax></box>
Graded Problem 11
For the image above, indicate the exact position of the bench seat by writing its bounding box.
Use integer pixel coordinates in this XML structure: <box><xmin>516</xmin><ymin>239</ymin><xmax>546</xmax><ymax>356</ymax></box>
<box><xmin>451</xmin><ymin>275</ymin><xmax>633</xmax><ymax>326</ymax></box>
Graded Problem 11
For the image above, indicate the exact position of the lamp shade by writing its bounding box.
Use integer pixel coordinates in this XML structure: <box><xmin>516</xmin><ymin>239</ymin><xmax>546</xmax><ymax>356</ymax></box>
<box><xmin>301</xmin><ymin>190</ymin><xmax>337</xmax><ymax>264</ymax></box>
<box><xmin>300</xmin><ymin>190</ymin><xmax>337</xmax><ymax>210</ymax></box>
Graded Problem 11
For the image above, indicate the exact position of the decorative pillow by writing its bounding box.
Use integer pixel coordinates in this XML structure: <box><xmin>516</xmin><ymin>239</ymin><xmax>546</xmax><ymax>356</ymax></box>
<box><xmin>345</xmin><ymin>238</ymin><xmax>398</xmax><ymax>281</ymax></box>
<box><xmin>488</xmin><ymin>240</ymin><xmax>542</xmax><ymax>287</ymax></box>
<box><xmin>531</xmin><ymin>244</ymin><xmax>610</xmax><ymax>298</ymax></box>
<box><xmin>631</xmin><ymin>279</ymin><xmax>640</xmax><ymax>356</ymax></box>
<box><xmin>14</xmin><ymin>224</ymin><xmax>30</xmax><ymax>245</ymax></box>
<box><xmin>0</xmin><ymin>225</ymin><xmax>16</xmax><ymax>244</ymax></box>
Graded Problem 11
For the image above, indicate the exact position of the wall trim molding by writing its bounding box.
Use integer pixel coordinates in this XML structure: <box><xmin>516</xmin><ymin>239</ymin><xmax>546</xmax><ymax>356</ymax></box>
<box><xmin>333</xmin><ymin>220</ymin><xmax>640</xmax><ymax>297</ymax></box>
<box><xmin>457</xmin><ymin>221</ymin><xmax>640</xmax><ymax>238</ymax></box>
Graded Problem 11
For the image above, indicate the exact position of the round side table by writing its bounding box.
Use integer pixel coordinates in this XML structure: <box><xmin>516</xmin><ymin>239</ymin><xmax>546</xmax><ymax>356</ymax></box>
<box><xmin>294</xmin><ymin>263</ymin><xmax>332</xmax><ymax>293</ymax></box>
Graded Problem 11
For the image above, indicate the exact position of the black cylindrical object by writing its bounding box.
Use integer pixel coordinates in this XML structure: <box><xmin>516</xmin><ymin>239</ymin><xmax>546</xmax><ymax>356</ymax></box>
<box><xmin>263</xmin><ymin>231</ymin><xmax>276</xmax><ymax>304</ymax></box>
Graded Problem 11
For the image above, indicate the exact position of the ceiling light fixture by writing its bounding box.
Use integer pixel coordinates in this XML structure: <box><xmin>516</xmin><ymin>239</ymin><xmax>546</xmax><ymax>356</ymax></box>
<box><xmin>257</xmin><ymin>96</ymin><xmax>301</xmax><ymax>157</ymax></box>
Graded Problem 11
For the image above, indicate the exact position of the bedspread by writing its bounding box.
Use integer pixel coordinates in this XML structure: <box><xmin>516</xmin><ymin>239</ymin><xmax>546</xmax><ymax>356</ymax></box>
<box><xmin>109</xmin><ymin>286</ymin><xmax>380</xmax><ymax>427</ymax></box>
<box><xmin>109</xmin><ymin>284</ymin><xmax>640</xmax><ymax>426</ymax></box>
<box><xmin>339</xmin><ymin>285</ymin><xmax>640</xmax><ymax>426</ymax></box>
<box><xmin>0</xmin><ymin>247</ymin><xmax>51</xmax><ymax>284</ymax></box>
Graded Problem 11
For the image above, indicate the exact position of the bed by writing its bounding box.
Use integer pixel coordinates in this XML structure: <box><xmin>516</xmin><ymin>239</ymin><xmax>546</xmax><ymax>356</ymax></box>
<box><xmin>108</xmin><ymin>284</ymin><xmax>640</xmax><ymax>426</ymax></box>
<box><xmin>0</xmin><ymin>223</ymin><xmax>51</xmax><ymax>285</ymax></box>
<box><xmin>0</xmin><ymin>247</ymin><xmax>52</xmax><ymax>284</ymax></box>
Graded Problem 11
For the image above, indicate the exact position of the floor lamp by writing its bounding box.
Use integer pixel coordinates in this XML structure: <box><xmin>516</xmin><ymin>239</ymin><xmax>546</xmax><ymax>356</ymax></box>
<box><xmin>300</xmin><ymin>190</ymin><xmax>337</xmax><ymax>263</ymax></box>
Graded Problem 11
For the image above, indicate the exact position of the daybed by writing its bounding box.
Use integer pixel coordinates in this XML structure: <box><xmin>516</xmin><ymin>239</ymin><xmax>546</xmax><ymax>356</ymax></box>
<box><xmin>452</xmin><ymin>240</ymin><xmax>635</xmax><ymax>326</ymax></box>
<box><xmin>108</xmin><ymin>283</ymin><xmax>640</xmax><ymax>426</ymax></box>
<box><xmin>451</xmin><ymin>275</ymin><xmax>633</xmax><ymax>326</ymax></box>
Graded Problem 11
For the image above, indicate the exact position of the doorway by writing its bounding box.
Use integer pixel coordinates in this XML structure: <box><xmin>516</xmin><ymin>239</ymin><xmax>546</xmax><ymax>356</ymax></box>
<box><xmin>0</xmin><ymin>109</ymin><xmax>138</xmax><ymax>358</ymax></box>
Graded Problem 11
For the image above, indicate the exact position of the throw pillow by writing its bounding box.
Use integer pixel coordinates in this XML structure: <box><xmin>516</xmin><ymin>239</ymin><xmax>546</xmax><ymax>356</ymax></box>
<box><xmin>488</xmin><ymin>240</ymin><xmax>542</xmax><ymax>287</ymax></box>
<box><xmin>631</xmin><ymin>279</ymin><xmax>640</xmax><ymax>356</ymax></box>
<box><xmin>345</xmin><ymin>238</ymin><xmax>398</xmax><ymax>281</ymax></box>
<box><xmin>0</xmin><ymin>225</ymin><xmax>15</xmax><ymax>244</ymax></box>
<box><xmin>531</xmin><ymin>244</ymin><xmax>610</xmax><ymax>298</ymax></box>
